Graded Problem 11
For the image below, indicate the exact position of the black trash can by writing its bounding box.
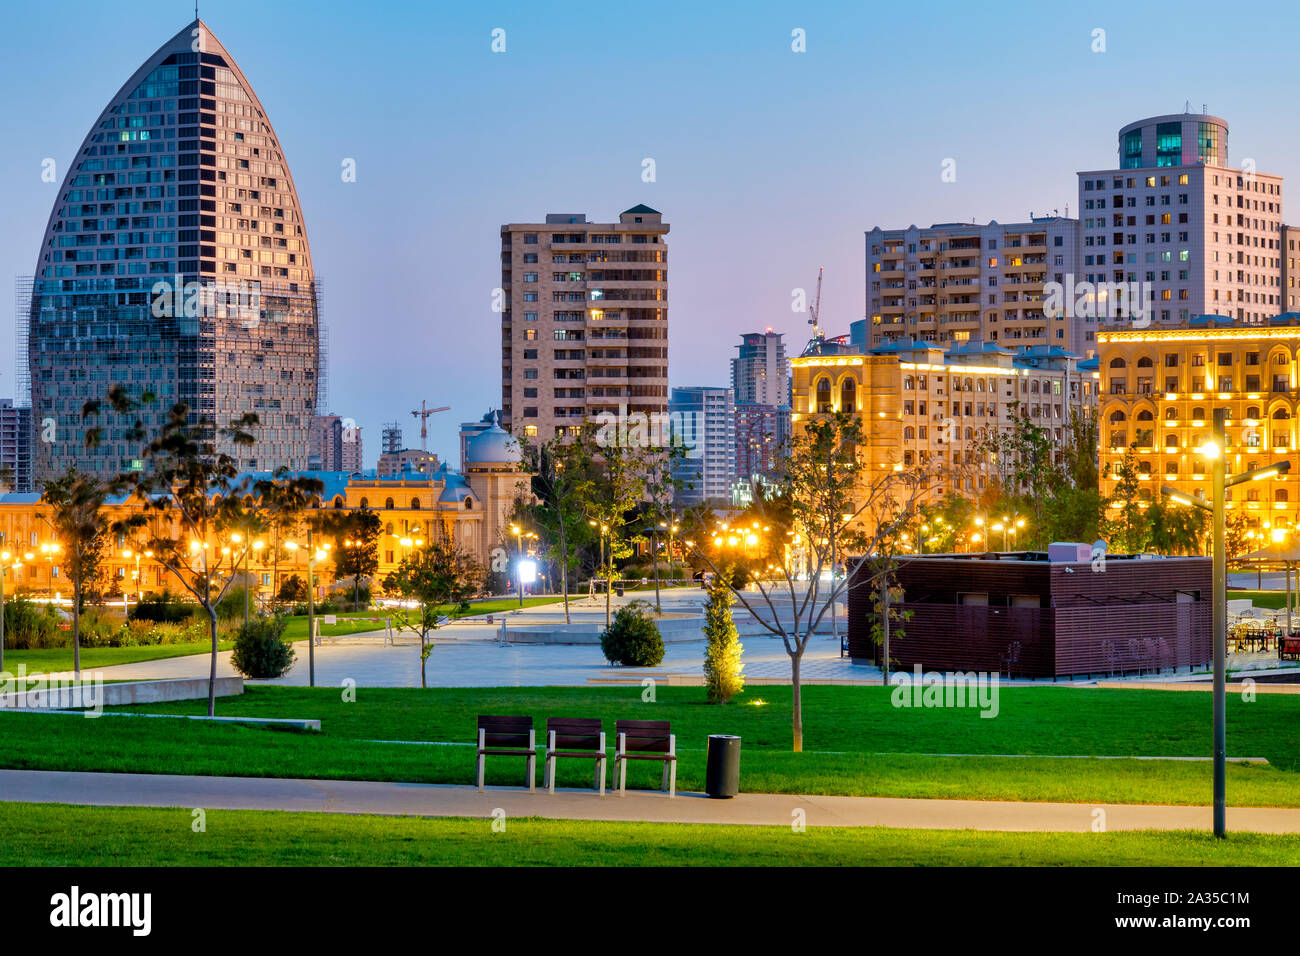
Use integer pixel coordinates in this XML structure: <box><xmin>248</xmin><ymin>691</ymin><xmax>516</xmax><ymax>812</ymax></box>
<box><xmin>705</xmin><ymin>734</ymin><xmax>741</xmax><ymax>798</ymax></box>
<box><xmin>615</xmin><ymin>586</ymin><xmax>625</xmax><ymax>597</ymax></box>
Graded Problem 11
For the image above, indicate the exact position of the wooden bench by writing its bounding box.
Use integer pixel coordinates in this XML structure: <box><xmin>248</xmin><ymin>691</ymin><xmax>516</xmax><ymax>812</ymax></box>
<box><xmin>613</xmin><ymin>719</ymin><xmax>676</xmax><ymax>798</ymax></box>
<box><xmin>476</xmin><ymin>715</ymin><xmax>536</xmax><ymax>792</ymax></box>
<box><xmin>543</xmin><ymin>717</ymin><xmax>607</xmax><ymax>795</ymax></box>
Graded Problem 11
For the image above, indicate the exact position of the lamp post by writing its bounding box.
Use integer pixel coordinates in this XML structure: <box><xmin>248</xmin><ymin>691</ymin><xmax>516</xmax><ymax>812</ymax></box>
<box><xmin>510</xmin><ymin>524</ymin><xmax>525</xmax><ymax>608</ymax></box>
<box><xmin>1161</xmin><ymin>407</ymin><xmax>1290</xmax><ymax>839</ymax></box>
<box><xmin>588</xmin><ymin>520</ymin><xmax>610</xmax><ymax>628</ymax></box>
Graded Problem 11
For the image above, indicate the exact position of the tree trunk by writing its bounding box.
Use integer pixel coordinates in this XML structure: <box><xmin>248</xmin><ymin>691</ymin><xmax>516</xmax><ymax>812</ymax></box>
<box><xmin>72</xmin><ymin>580</ymin><xmax>82</xmax><ymax>678</ymax></box>
<box><xmin>559</xmin><ymin>521</ymin><xmax>570</xmax><ymax>624</ymax></box>
<box><xmin>652</xmin><ymin>531</ymin><xmax>661</xmax><ymax>614</ymax></box>
<box><xmin>420</xmin><ymin>632</ymin><xmax>428</xmax><ymax>689</ymax></box>
<box><xmin>207</xmin><ymin>606</ymin><xmax>218</xmax><ymax>717</ymax></box>
<box><xmin>880</xmin><ymin>571</ymin><xmax>891</xmax><ymax>685</ymax></box>
<box><xmin>790</xmin><ymin>651</ymin><xmax>803</xmax><ymax>752</ymax></box>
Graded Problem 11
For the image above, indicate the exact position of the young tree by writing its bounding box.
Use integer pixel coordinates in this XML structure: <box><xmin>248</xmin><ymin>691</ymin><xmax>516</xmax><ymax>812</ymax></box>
<box><xmin>39</xmin><ymin>467</ymin><xmax>112</xmax><ymax>676</ymax></box>
<box><xmin>702</xmin><ymin>571</ymin><xmax>744</xmax><ymax>703</ymax></box>
<box><xmin>252</xmin><ymin>467</ymin><xmax>320</xmax><ymax>610</ymax></box>
<box><xmin>688</xmin><ymin>413</ymin><xmax>932</xmax><ymax>751</ymax></box>
<box><xmin>384</xmin><ymin>540</ymin><xmax>484</xmax><ymax>687</ymax></box>
<box><xmin>526</xmin><ymin>431</ymin><xmax>600</xmax><ymax>624</ymax></box>
<box><xmin>583</xmin><ymin>427</ymin><xmax>655</xmax><ymax>628</ymax></box>
<box><xmin>107</xmin><ymin>391</ymin><xmax>322</xmax><ymax>716</ymax></box>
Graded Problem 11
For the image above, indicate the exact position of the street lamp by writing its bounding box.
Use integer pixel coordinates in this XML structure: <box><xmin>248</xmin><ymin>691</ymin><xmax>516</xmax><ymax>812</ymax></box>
<box><xmin>1160</xmin><ymin>406</ymin><xmax>1291</xmax><ymax>839</ymax></box>
<box><xmin>588</xmin><ymin>520</ymin><xmax>611</xmax><ymax>628</ymax></box>
<box><xmin>510</xmin><ymin>524</ymin><xmax>526</xmax><ymax>608</ymax></box>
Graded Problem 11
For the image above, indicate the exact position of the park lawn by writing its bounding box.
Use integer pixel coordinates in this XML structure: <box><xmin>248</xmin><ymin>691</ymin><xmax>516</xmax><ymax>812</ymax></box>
<box><xmin>0</xmin><ymin>684</ymin><xmax>1297</xmax><ymax>806</ymax></box>
<box><xmin>3</xmin><ymin>641</ymin><xmax>234</xmax><ymax>673</ymax></box>
<box><xmin>0</xmin><ymin>803</ymin><xmax>1295</xmax><ymax>866</ymax></box>
<box><xmin>1228</xmin><ymin>589</ymin><xmax>1292</xmax><ymax>610</ymax></box>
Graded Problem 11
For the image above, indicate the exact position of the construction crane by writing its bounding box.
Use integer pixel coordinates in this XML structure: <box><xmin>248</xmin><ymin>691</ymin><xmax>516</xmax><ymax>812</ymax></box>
<box><xmin>808</xmin><ymin>266</ymin><xmax>824</xmax><ymax>342</ymax></box>
<box><xmin>410</xmin><ymin>401</ymin><xmax>450</xmax><ymax>452</ymax></box>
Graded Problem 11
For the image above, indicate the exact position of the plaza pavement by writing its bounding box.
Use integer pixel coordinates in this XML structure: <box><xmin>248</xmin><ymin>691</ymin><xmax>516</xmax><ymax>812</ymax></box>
<box><xmin>3</xmin><ymin>768</ymin><xmax>1299</xmax><ymax>833</ymax></box>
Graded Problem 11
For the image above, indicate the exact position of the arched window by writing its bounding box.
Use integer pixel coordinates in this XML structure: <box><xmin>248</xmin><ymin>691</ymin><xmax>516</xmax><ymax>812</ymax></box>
<box><xmin>1109</xmin><ymin>357</ymin><xmax>1127</xmax><ymax>368</ymax></box>
<box><xmin>1136</xmin><ymin>409</ymin><xmax>1154</xmax><ymax>421</ymax></box>
<box><xmin>903</xmin><ymin>426</ymin><xmax>915</xmax><ymax>441</ymax></box>
<box><xmin>976</xmin><ymin>379</ymin><xmax>985</xmax><ymax>392</ymax></box>
<box><xmin>1192</xmin><ymin>407</ymin><xmax>1205</xmax><ymax>421</ymax></box>
<box><xmin>1109</xmin><ymin>409</ymin><xmax>1127</xmax><ymax>423</ymax></box>
<box><xmin>1030</xmin><ymin>380</ymin><xmax>1040</xmax><ymax>394</ymax></box>
<box><xmin>840</xmin><ymin>378</ymin><xmax>856</xmax><ymax>412</ymax></box>
<box><xmin>359</xmin><ymin>498</ymin><xmax>369</xmax><ymax>509</ymax></box>
<box><xmin>1247</xmin><ymin>406</ymin><xmax>1261</xmax><ymax>420</ymax></box>
<box><xmin>1165</xmin><ymin>434</ymin><xmax>1179</xmax><ymax>449</ymax></box>
<box><xmin>1137</xmin><ymin>356</ymin><xmax>1154</xmax><ymax>369</ymax></box>
<box><xmin>385</xmin><ymin>497</ymin><xmax>395</xmax><ymax>510</ymax></box>
<box><xmin>1165</xmin><ymin>407</ymin><xmax>1177</xmax><ymax>420</ymax></box>
<box><xmin>964</xmin><ymin>427</ymin><xmax>973</xmax><ymax>440</ymax></box>
<box><xmin>464</xmin><ymin>498</ymin><xmax>473</xmax><ymax>510</ymax></box>
<box><xmin>815</xmin><ymin>377</ymin><xmax>832</xmax><ymax>413</ymax></box>
<box><xmin>410</xmin><ymin>497</ymin><xmax>422</xmax><ymax>510</ymax></box>
<box><xmin>333</xmin><ymin>497</ymin><xmax>344</xmax><ymax>509</ymax></box>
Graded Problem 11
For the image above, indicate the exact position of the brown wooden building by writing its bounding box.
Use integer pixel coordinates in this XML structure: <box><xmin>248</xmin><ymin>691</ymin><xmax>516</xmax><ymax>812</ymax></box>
<box><xmin>847</xmin><ymin>552</ymin><xmax>1212</xmax><ymax>678</ymax></box>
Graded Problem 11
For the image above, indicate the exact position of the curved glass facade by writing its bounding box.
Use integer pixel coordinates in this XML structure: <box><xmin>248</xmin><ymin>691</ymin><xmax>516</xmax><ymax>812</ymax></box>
<box><xmin>26</xmin><ymin>20</ymin><xmax>319</xmax><ymax>479</ymax></box>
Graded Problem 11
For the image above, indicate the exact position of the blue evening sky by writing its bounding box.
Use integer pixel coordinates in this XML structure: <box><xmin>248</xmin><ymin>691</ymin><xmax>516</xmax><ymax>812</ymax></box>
<box><xmin>2</xmin><ymin>0</ymin><xmax>1297</xmax><ymax>463</ymax></box>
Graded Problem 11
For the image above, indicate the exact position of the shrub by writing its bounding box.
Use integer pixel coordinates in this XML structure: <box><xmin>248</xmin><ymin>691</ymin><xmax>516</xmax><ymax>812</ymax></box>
<box><xmin>600</xmin><ymin>602</ymin><xmax>665</xmax><ymax>667</ymax></box>
<box><xmin>230</xmin><ymin>617</ymin><xmax>295</xmax><ymax>679</ymax></box>
<box><xmin>2</xmin><ymin>597</ymin><xmax>60</xmax><ymax>649</ymax></box>
<box><xmin>130</xmin><ymin>589</ymin><xmax>198</xmax><ymax>624</ymax></box>
<box><xmin>703</xmin><ymin>576</ymin><xmax>744</xmax><ymax>703</ymax></box>
<box><xmin>216</xmin><ymin>586</ymin><xmax>254</xmax><ymax>621</ymax></box>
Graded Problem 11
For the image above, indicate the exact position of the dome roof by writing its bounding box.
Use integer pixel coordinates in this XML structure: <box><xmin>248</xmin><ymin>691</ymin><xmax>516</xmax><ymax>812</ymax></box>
<box><xmin>438</xmin><ymin>471</ymin><xmax>472</xmax><ymax>503</ymax></box>
<box><xmin>466</xmin><ymin>416</ymin><xmax>522</xmax><ymax>465</ymax></box>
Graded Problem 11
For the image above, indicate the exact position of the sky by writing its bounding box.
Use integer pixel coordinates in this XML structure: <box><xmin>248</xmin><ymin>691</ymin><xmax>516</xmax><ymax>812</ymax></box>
<box><xmin>4</xmin><ymin>0</ymin><xmax>1300</xmax><ymax>466</ymax></box>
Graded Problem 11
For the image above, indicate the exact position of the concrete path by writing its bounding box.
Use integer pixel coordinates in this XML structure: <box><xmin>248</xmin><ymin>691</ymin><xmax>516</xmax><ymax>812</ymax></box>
<box><xmin>3</xmin><ymin>769</ymin><xmax>1299</xmax><ymax>833</ymax></box>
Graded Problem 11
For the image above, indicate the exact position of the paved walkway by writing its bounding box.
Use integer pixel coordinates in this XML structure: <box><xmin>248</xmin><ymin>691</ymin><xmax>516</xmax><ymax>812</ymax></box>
<box><xmin>3</xmin><ymin>769</ymin><xmax>1297</xmax><ymax>832</ymax></box>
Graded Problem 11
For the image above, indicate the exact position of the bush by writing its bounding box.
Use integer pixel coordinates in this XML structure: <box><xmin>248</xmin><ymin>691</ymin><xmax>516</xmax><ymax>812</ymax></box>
<box><xmin>230</xmin><ymin>617</ymin><xmax>295</xmax><ymax>679</ymax></box>
<box><xmin>130</xmin><ymin>589</ymin><xmax>198</xmax><ymax>624</ymax></box>
<box><xmin>276</xmin><ymin>575</ymin><xmax>306</xmax><ymax>604</ymax></box>
<box><xmin>703</xmin><ymin>577</ymin><xmax>744</xmax><ymax>703</ymax></box>
<box><xmin>216</xmin><ymin>586</ymin><xmax>254</xmax><ymax>621</ymax></box>
<box><xmin>600</xmin><ymin>602</ymin><xmax>665</xmax><ymax>667</ymax></box>
<box><xmin>2</xmin><ymin>597</ymin><xmax>61</xmax><ymax>649</ymax></box>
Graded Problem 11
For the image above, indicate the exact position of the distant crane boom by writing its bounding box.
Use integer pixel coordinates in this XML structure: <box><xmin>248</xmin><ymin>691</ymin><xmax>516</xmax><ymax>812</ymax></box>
<box><xmin>410</xmin><ymin>401</ymin><xmax>450</xmax><ymax>451</ymax></box>
<box><xmin>808</xmin><ymin>266</ymin><xmax>824</xmax><ymax>340</ymax></box>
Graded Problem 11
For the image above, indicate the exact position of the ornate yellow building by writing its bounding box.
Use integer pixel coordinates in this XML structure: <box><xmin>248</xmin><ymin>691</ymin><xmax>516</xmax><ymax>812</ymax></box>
<box><xmin>0</xmin><ymin>420</ymin><xmax>531</xmax><ymax>602</ymax></box>
<box><xmin>791</xmin><ymin>340</ymin><xmax>1095</xmax><ymax>505</ymax></box>
<box><xmin>1097</xmin><ymin>316</ymin><xmax>1300</xmax><ymax>534</ymax></box>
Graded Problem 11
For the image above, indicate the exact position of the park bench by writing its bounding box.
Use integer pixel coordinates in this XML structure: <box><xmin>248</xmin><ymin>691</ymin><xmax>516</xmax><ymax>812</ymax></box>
<box><xmin>613</xmin><ymin>719</ymin><xmax>676</xmax><ymax>798</ymax></box>
<box><xmin>543</xmin><ymin>717</ymin><xmax>607</xmax><ymax>795</ymax></box>
<box><xmin>476</xmin><ymin>715</ymin><xmax>536</xmax><ymax>792</ymax></box>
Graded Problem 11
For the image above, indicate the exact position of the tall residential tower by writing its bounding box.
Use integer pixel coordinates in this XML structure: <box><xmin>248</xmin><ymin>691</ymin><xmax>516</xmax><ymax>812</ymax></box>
<box><xmin>499</xmin><ymin>207</ymin><xmax>669</xmax><ymax>445</ymax></box>
<box><xmin>23</xmin><ymin>20</ymin><xmax>321</xmax><ymax>480</ymax></box>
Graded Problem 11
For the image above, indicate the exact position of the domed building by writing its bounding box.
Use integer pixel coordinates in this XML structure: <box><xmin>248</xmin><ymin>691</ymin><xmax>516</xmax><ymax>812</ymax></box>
<box><xmin>463</xmin><ymin>414</ymin><xmax>531</xmax><ymax>564</ymax></box>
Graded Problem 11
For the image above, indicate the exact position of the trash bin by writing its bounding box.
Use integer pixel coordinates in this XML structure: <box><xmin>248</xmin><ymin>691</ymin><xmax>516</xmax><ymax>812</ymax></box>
<box><xmin>615</xmin><ymin>586</ymin><xmax>625</xmax><ymax>597</ymax></box>
<box><xmin>705</xmin><ymin>734</ymin><xmax>741</xmax><ymax>798</ymax></box>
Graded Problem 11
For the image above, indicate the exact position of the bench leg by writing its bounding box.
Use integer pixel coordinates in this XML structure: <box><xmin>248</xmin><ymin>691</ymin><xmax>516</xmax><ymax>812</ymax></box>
<box><xmin>668</xmin><ymin>760</ymin><xmax>676</xmax><ymax>799</ymax></box>
<box><xmin>477</xmin><ymin>754</ymin><xmax>485</xmax><ymax>792</ymax></box>
<box><xmin>547</xmin><ymin>755</ymin><xmax>555</xmax><ymax>794</ymax></box>
<box><xmin>527</xmin><ymin>753</ymin><xmax>536</xmax><ymax>793</ymax></box>
<box><xmin>595</xmin><ymin>758</ymin><xmax>606</xmax><ymax>796</ymax></box>
<box><xmin>616</xmin><ymin>757</ymin><xmax>626</xmax><ymax>796</ymax></box>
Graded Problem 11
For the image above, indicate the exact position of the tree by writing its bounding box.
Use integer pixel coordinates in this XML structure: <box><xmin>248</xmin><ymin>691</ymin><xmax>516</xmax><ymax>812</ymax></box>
<box><xmin>252</xmin><ymin>467</ymin><xmax>320</xmax><ymax>610</ymax></box>
<box><xmin>702</xmin><ymin>572</ymin><xmax>744</xmax><ymax>703</ymax></box>
<box><xmin>39</xmin><ymin>467</ymin><xmax>112</xmax><ymax>676</ymax></box>
<box><xmin>526</xmin><ymin>432</ymin><xmax>600</xmax><ymax>624</ymax></box>
<box><xmin>384</xmin><ymin>540</ymin><xmax>484</xmax><ymax>687</ymax></box>
<box><xmin>319</xmin><ymin>505</ymin><xmax>381</xmax><ymax>609</ymax></box>
<box><xmin>108</xmin><ymin>391</ymin><xmax>322</xmax><ymax>716</ymax></box>
<box><xmin>582</xmin><ymin>425</ymin><xmax>657</xmax><ymax>628</ymax></box>
<box><xmin>688</xmin><ymin>412</ymin><xmax>932</xmax><ymax>751</ymax></box>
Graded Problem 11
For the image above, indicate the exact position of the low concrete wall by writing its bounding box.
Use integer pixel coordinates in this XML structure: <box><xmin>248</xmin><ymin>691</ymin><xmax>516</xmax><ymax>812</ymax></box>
<box><xmin>0</xmin><ymin>676</ymin><xmax>244</xmax><ymax>711</ymax></box>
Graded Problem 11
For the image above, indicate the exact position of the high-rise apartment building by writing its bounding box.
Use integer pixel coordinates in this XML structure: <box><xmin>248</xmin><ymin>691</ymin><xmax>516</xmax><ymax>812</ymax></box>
<box><xmin>1075</xmin><ymin>113</ymin><xmax>1283</xmax><ymax>339</ymax></box>
<box><xmin>865</xmin><ymin>217</ymin><xmax>1080</xmax><ymax>353</ymax></box>
<box><xmin>500</xmin><ymin>207</ymin><xmax>669</xmax><ymax>445</ymax></box>
<box><xmin>731</xmin><ymin>330</ymin><xmax>790</xmax><ymax>406</ymax></box>
<box><xmin>0</xmin><ymin>402</ymin><xmax>33</xmax><ymax>493</ymax></box>
<box><xmin>309</xmin><ymin>414</ymin><xmax>362</xmax><ymax>472</ymax></box>
<box><xmin>669</xmin><ymin>386</ymin><xmax>735</xmax><ymax>505</ymax></box>
<box><xmin>734</xmin><ymin>401</ymin><xmax>790</xmax><ymax>481</ymax></box>
<box><xmin>23</xmin><ymin>20</ymin><xmax>320</xmax><ymax>481</ymax></box>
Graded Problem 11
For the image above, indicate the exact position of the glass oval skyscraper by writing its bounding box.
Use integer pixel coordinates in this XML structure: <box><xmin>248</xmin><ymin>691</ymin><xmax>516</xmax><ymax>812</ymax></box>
<box><xmin>25</xmin><ymin>19</ymin><xmax>320</xmax><ymax>479</ymax></box>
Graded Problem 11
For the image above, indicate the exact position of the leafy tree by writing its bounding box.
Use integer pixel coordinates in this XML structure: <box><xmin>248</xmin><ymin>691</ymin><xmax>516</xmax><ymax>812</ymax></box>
<box><xmin>582</xmin><ymin>427</ymin><xmax>657</xmax><ymax>628</ymax></box>
<box><xmin>319</xmin><ymin>505</ymin><xmax>381</xmax><ymax>609</ymax></box>
<box><xmin>277</xmin><ymin>574</ymin><xmax>306</xmax><ymax>604</ymax></box>
<box><xmin>252</xmin><ymin>467</ymin><xmax>321</xmax><ymax>610</ymax></box>
<box><xmin>39</xmin><ymin>468</ymin><xmax>112</xmax><ymax>676</ymax></box>
<box><xmin>106</xmin><ymin>390</ymin><xmax>322</xmax><ymax>716</ymax></box>
<box><xmin>525</xmin><ymin>431</ymin><xmax>600</xmax><ymax>624</ymax></box>
<box><xmin>385</xmin><ymin>540</ymin><xmax>484</xmax><ymax>687</ymax></box>
<box><xmin>702</xmin><ymin>572</ymin><xmax>744</xmax><ymax>703</ymax></box>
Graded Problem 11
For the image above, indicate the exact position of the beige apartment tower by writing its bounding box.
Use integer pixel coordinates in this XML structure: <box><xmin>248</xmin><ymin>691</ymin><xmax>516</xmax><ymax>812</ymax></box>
<box><xmin>499</xmin><ymin>206</ymin><xmax>669</xmax><ymax>445</ymax></box>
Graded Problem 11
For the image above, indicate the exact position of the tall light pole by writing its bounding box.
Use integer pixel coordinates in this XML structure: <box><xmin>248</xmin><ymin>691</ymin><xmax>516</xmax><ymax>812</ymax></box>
<box><xmin>1161</xmin><ymin>407</ymin><xmax>1290</xmax><ymax>839</ymax></box>
<box><xmin>588</xmin><ymin>519</ymin><xmax>610</xmax><ymax>627</ymax></box>
<box><xmin>510</xmin><ymin>524</ymin><xmax>525</xmax><ymax>608</ymax></box>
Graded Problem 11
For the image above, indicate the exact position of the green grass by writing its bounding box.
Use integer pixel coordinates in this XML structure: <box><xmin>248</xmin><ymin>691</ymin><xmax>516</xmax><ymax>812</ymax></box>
<box><xmin>1</xmin><ymin>684</ymin><xmax>1297</xmax><ymax>806</ymax></box>
<box><xmin>3</xmin><ymin>641</ymin><xmax>234</xmax><ymax>673</ymax></box>
<box><xmin>1228</xmin><ymin>589</ymin><xmax>1290</xmax><ymax>610</ymax></box>
<box><xmin>1</xmin><ymin>802</ymin><xmax>1295</xmax><ymax>866</ymax></box>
